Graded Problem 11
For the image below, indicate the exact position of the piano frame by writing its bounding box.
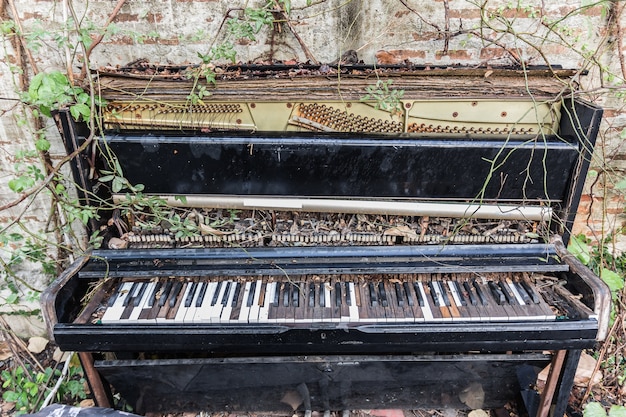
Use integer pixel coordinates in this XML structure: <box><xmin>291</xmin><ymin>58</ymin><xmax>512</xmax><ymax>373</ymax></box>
<box><xmin>43</xmin><ymin>68</ymin><xmax>610</xmax><ymax>416</ymax></box>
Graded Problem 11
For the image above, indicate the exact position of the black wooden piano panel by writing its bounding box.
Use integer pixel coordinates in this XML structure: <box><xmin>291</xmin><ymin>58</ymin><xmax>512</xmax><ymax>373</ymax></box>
<box><xmin>53</xmin><ymin>320</ymin><xmax>599</xmax><ymax>353</ymax></box>
<box><xmin>95</xmin><ymin>354</ymin><xmax>550</xmax><ymax>413</ymax></box>
<box><xmin>104</xmin><ymin>135</ymin><xmax>578</xmax><ymax>201</ymax></box>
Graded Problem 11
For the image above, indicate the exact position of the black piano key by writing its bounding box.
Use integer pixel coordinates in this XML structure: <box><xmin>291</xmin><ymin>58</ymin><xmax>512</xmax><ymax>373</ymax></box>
<box><xmin>292</xmin><ymin>283</ymin><xmax>300</xmax><ymax>308</ymax></box>
<box><xmin>521</xmin><ymin>280</ymin><xmax>540</xmax><ymax>304</ymax></box>
<box><xmin>283</xmin><ymin>282</ymin><xmax>290</xmax><ymax>307</ymax></box>
<box><xmin>168</xmin><ymin>281</ymin><xmax>183</xmax><ymax>308</ymax></box>
<box><xmin>221</xmin><ymin>281</ymin><xmax>232</xmax><ymax>306</ymax></box>
<box><xmin>368</xmin><ymin>283</ymin><xmax>378</xmax><ymax>307</ymax></box>
<box><xmin>319</xmin><ymin>283</ymin><xmax>326</xmax><ymax>307</ymax></box>
<box><xmin>195</xmin><ymin>282</ymin><xmax>208</xmax><ymax>307</ymax></box>
<box><xmin>308</xmin><ymin>283</ymin><xmax>315</xmax><ymax>307</ymax></box>
<box><xmin>498</xmin><ymin>280</ymin><xmax>516</xmax><ymax>304</ymax></box>
<box><xmin>167</xmin><ymin>282</ymin><xmax>187</xmax><ymax>319</ymax></box>
<box><xmin>345</xmin><ymin>282</ymin><xmax>352</xmax><ymax>306</ymax></box>
<box><xmin>488</xmin><ymin>281</ymin><xmax>506</xmax><ymax>305</ymax></box>
<box><xmin>272</xmin><ymin>282</ymin><xmax>280</xmax><ymax>307</ymax></box>
<box><xmin>437</xmin><ymin>281</ymin><xmax>451</xmax><ymax>306</ymax></box>
<box><xmin>394</xmin><ymin>283</ymin><xmax>405</xmax><ymax>307</ymax></box>
<box><xmin>454</xmin><ymin>281</ymin><xmax>468</xmax><ymax>306</ymax></box>
<box><xmin>378</xmin><ymin>282</ymin><xmax>388</xmax><ymax>307</ymax></box>
<box><xmin>463</xmin><ymin>281</ymin><xmax>478</xmax><ymax>306</ymax></box>
<box><xmin>123</xmin><ymin>283</ymin><xmax>139</xmax><ymax>307</ymax></box>
<box><xmin>133</xmin><ymin>282</ymin><xmax>149</xmax><ymax>307</ymax></box>
<box><xmin>159</xmin><ymin>282</ymin><xmax>173</xmax><ymax>307</ymax></box>
<box><xmin>428</xmin><ymin>282</ymin><xmax>440</xmax><ymax>306</ymax></box>
<box><xmin>229</xmin><ymin>282</ymin><xmax>243</xmax><ymax>320</ymax></box>
<box><xmin>184</xmin><ymin>282</ymin><xmax>198</xmax><ymax>307</ymax></box>
<box><xmin>471</xmin><ymin>280</ymin><xmax>488</xmax><ymax>305</ymax></box>
<box><xmin>247</xmin><ymin>281</ymin><xmax>258</xmax><ymax>307</ymax></box>
<box><xmin>514</xmin><ymin>281</ymin><xmax>532</xmax><ymax>304</ymax></box>
<box><xmin>335</xmin><ymin>282</ymin><xmax>342</xmax><ymax>306</ymax></box>
<box><xmin>107</xmin><ymin>282</ymin><xmax>122</xmax><ymax>307</ymax></box>
<box><xmin>403</xmin><ymin>282</ymin><xmax>414</xmax><ymax>306</ymax></box>
<box><xmin>211</xmin><ymin>281</ymin><xmax>223</xmax><ymax>306</ymax></box>
<box><xmin>412</xmin><ymin>282</ymin><xmax>424</xmax><ymax>307</ymax></box>
<box><xmin>147</xmin><ymin>282</ymin><xmax>162</xmax><ymax>307</ymax></box>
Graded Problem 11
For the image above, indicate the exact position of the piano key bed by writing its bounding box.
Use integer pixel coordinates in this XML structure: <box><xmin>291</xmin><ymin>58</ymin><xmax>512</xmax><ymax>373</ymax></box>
<box><xmin>88</xmin><ymin>272</ymin><xmax>592</xmax><ymax>326</ymax></box>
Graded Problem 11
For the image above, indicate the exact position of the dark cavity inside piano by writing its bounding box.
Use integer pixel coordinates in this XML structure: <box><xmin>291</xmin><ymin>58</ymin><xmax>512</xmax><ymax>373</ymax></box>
<box><xmin>43</xmin><ymin>64</ymin><xmax>611</xmax><ymax>416</ymax></box>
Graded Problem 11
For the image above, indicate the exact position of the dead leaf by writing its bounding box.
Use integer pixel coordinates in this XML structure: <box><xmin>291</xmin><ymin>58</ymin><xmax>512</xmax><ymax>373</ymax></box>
<box><xmin>468</xmin><ymin>410</ymin><xmax>489</xmax><ymax>417</ymax></box>
<box><xmin>79</xmin><ymin>399</ymin><xmax>95</xmax><ymax>408</ymax></box>
<box><xmin>27</xmin><ymin>336</ymin><xmax>48</xmax><ymax>354</ymax></box>
<box><xmin>537</xmin><ymin>352</ymin><xmax>601</xmax><ymax>387</ymax></box>
<box><xmin>280</xmin><ymin>390</ymin><xmax>303</xmax><ymax>411</ymax></box>
<box><xmin>53</xmin><ymin>347</ymin><xmax>71</xmax><ymax>363</ymax></box>
<box><xmin>199</xmin><ymin>223</ymin><xmax>231</xmax><ymax>236</ymax></box>
<box><xmin>0</xmin><ymin>341</ymin><xmax>12</xmax><ymax>361</ymax></box>
<box><xmin>459</xmin><ymin>382</ymin><xmax>485</xmax><ymax>409</ymax></box>
<box><xmin>484</xmin><ymin>70</ymin><xmax>494</xmax><ymax>78</ymax></box>
<box><xmin>383</xmin><ymin>225</ymin><xmax>418</xmax><ymax>240</ymax></box>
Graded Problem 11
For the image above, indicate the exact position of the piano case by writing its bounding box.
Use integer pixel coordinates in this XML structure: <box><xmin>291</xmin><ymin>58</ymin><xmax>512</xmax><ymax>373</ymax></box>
<box><xmin>43</xmin><ymin>66</ymin><xmax>610</xmax><ymax>416</ymax></box>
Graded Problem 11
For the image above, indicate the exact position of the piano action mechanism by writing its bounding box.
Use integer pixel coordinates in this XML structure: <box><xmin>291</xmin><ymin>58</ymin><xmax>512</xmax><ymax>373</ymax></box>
<box><xmin>43</xmin><ymin>65</ymin><xmax>610</xmax><ymax>416</ymax></box>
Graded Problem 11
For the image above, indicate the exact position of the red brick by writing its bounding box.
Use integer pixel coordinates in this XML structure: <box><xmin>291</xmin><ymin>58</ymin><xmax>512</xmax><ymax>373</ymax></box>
<box><xmin>113</xmin><ymin>13</ymin><xmax>139</xmax><ymax>23</ymax></box>
<box><xmin>376</xmin><ymin>49</ymin><xmax>426</xmax><ymax>65</ymax></box>
<box><xmin>146</xmin><ymin>13</ymin><xmax>164</xmax><ymax>24</ymax></box>
<box><xmin>436</xmin><ymin>49</ymin><xmax>472</xmax><ymax>60</ymax></box>
<box><xmin>449</xmin><ymin>9</ymin><xmax>482</xmax><ymax>19</ymax></box>
<box><xmin>480</xmin><ymin>47</ymin><xmax>507</xmax><ymax>60</ymax></box>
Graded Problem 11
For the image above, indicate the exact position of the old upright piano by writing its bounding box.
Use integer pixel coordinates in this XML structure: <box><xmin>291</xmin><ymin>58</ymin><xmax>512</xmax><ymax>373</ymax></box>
<box><xmin>43</xmin><ymin>64</ymin><xmax>610</xmax><ymax>416</ymax></box>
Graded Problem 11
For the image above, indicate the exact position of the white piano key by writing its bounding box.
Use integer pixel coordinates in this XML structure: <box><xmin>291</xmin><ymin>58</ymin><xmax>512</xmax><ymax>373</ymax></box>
<box><xmin>259</xmin><ymin>282</ymin><xmax>274</xmax><ymax>323</ymax></box>
<box><xmin>236</xmin><ymin>282</ymin><xmax>252</xmax><ymax>323</ymax></box>
<box><xmin>127</xmin><ymin>282</ymin><xmax>155</xmax><ymax>323</ymax></box>
<box><xmin>416</xmin><ymin>282</ymin><xmax>435</xmax><ymax>322</ymax></box>
<box><xmin>507</xmin><ymin>281</ymin><xmax>526</xmax><ymax>305</ymax></box>
<box><xmin>323</xmin><ymin>282</ymin><xmax>332</xmax><ymax>322</ymax></box>
<box><xmin>210</xmin><ymin>281</ymin><xmax>228</xmax><ymax>323</ymax></box>
<box><xmin>248</xmin><ymin>280</ymin><xmax>263</xmax><ymax>323</ymax></box>
<box><xmin>220</xmin><ymin>281</ymin><xmax>237</xmax><ymax>323</ymax></box>
<box><xmin>173</xmin><ymin>283</ymin><xmax>195</xmax><ymax>323</ymax></box>
<box><xmin>194</xmin><ymin>282</ymin><xmax>218</xmax><ymax>322</ymax></box>
<box><xmin>348</xmin><ymin>282</ymin><xmax>360</xmax><ymax>322</ymax></box>
<box><xmin>184</xmin><ymin>282</ymin><xmax>204</xmax><ymax>323</ymax></box>
<box><xmin>101</xmin><ymin>282</ymin><xmax>134</xmax><ymax>323</ymax></box>
<box><xmin>447</xmin><ymin>281</ymin><xmax>463</xmax><ymax>307</ymax></box>
<box><xmin>432</xmin><ymin>282</ymin><xmax>446</xmax><ymax>307</ymax></box>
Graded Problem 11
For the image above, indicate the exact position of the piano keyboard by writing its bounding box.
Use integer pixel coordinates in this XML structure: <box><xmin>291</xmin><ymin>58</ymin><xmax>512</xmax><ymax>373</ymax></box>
<box><xmin>94</xmin><ymin>273</ymin><xmax>564</xmax><ymax>325</ymax></box>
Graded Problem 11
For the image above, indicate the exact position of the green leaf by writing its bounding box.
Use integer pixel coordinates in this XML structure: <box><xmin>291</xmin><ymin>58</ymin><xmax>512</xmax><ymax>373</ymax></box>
<box><xmin>35</xmin><ymin>138</ymin><xmax>50</xmax><ymax>152</ymax></box>
<box><xmin>112</xmin><ymin>176</ymin><xmax>125</xmax><ymax>193</ymax></box>
<box><xmin>609</xmin><ymin>405</ymin><xmax>626</xmax><ymax>417</ymax></box>
<box><xmin>98</xmin><ymin>175</ymin><xmax>115</xmax><ymax>183</ymax></box>
<box><xmin>174</xmin><ymin>195</ymin><xmax>188</xmax><ymax>204</ymax></box>
<box><xmin>600</xmin><ymin>268</ymin><xmax>624</xmax><ymax>293</ymax></box>
<box><xmin>3</xmin><ymin>390</ymin><xmax>19</xmax><ymax>402</ymax></box>
<box><xmin>615</xmin><ymin>177</ymin><xmax>626</xmax><ymax>190</ymax></box>
<box><xmin>6</xmin><ymin>293</ymin><xmax>18</xmax><ymax>304</ymax></box>
<box><xmin>568</xmin><ymin>234</ymin><xmax>591</xmax><ymax>265</ymax></box>
<box><xmin>585</xmin><ymin>403</ymin><xmax>608</xmax><ymax>417</ymax></box>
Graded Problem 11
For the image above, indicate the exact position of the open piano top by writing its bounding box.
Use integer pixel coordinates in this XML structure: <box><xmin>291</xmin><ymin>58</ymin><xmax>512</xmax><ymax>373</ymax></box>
<box><xmin>43</xmin><ymin>65</ymin><xmax>610</xmax><ymax>414</ymax></box>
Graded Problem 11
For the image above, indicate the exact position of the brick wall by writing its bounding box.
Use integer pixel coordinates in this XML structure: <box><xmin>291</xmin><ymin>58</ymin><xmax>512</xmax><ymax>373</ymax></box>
<box><xmin>1</xmin><ymin>0</ymin><xmax>625</xmax><ymax>335</ymax></box>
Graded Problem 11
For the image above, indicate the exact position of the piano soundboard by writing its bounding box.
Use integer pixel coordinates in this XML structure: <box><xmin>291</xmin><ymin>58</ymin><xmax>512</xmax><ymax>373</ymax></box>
<box><xmin>44</xmin><ymin>65</ymin><xmax>610</xmax><ymax>416</ymax></box>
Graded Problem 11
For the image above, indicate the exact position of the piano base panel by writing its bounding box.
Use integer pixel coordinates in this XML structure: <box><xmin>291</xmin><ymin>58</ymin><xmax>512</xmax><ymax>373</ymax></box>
<box><xmin>95</xmin><ymin>353</ymin><xmax>551</xmax><ymax>414</ymax></box>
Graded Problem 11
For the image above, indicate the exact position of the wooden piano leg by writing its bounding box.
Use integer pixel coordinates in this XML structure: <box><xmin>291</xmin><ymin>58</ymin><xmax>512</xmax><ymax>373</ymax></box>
<box><xmin>552</xmin><ymin>350</ymin><xmax>582</xmax><ymax>417</ymax></box>
<box><xmin>78</xmin><ymin>352</ymin><xmax>113</xmax><ymax>408</ymax></box>
<box><xmin>536</xmin><ymin>349</ymin><xmax>581</xmax><ymax>417</ymax></box>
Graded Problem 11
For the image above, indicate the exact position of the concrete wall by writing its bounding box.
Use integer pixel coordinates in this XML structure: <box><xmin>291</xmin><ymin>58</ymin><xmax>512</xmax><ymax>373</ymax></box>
<box><xmin>1</xmin><ymin>0</ymin><xmax>624</xmax><ymax>335</ymax></box>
